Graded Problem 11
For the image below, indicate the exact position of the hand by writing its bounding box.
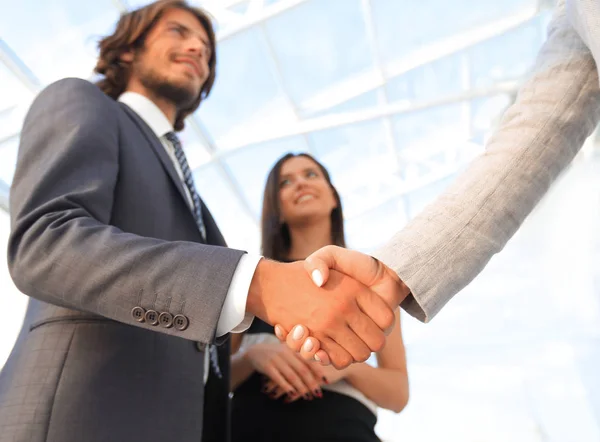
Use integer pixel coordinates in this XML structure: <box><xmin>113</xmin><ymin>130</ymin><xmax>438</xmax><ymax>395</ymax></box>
<box><xmin>262</xmin><ymin>362</ymin><xmax>349</xmax><ymax>403</ymax></box>
<box><xmin>273</xmin><ymin>246</ymin><xmax>411</xmax><ymax>365</ymax></box>
<box><xmin>262</xmin><ymin>378</ymin><xmax>323</xmax><ymax>403</ymax></box>
<box><xmin>245</xmin><ymin>343</ymin><xmax>324</xmax><ymax>399</ymax></box>
<box><xmin>246</xmin><ymin>260</ymin><xmax>396</xmax><ymax>369</ymax></box>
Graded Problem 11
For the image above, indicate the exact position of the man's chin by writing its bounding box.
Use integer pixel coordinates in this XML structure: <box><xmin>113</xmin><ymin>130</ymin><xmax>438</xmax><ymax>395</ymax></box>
<box><xmin>157</xmin><ymin>81</ymin><xmax>199</xmax><ymax>109</ymax></box>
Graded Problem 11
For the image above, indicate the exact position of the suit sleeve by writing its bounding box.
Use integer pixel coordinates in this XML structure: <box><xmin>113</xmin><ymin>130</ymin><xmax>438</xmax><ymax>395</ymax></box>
<box><xmin>8</xmin><ymin>78</ymin><xmax>245</xmax><ymax>344</ymax></box>
<box><xmin>374</xmin><ymin>0</ymin><xmax>600</xmax><ymax>322</ymax></box>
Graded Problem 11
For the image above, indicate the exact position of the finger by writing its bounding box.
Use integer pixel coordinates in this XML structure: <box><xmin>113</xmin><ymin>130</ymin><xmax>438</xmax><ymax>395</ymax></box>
<box><xmin>313</xmin><ymin>349</ymin><xmax>330</xmax><ymax>366</ymax></box>
<box><xmin>272</xmin><ymin>356</ymin><xmax>312</xmax><ymax>396</ymax></box>
<box><xmin>304</xmin><ymin>254</ymin><xmax>330</xmax><ymax>287</ymax></box>
<box><xmin>261</xmin><ymin>379</ymin><xmax>277</xmax><ymax>395</ymax></box>
<box><xmin>305</xmin><ymin>246</ymin><xmax>381</xmax><ymax>287</ymax></box>
<box><xmin>286</xmin><ymin>353</ymin><xmax>322</xmax><ymax>396</ymax></box>
<box><xmin>274</xmin><ymin>324</ymin><xmax>289</xmax><ymax>342</ymax></box>
<box><xmin>298</xmin><ymin>336</ymin><xmax>320</xmax><ymax>365</ymax></box>
<box><xmin>318</xmin><ymin>336</ymin><xmax>354</xmax><ymax>370</ymax></box>
<box><xmin>262</xmin><ymin>380</ymin><xmax>285</xmax><ymax>400</ymax></box>
<box><xmin>264</xmin><ymin>380</ymin><xmax>288</xmax><ymax>400</ymax></box>
<box><xmin>355</xmin><ymin>289</ymin><xmax>396</xmax><ymax>339</ymax></box>
<box><xmin>284</xmin><ymin>391</ymin><xmax>302</xmax><ymax>403</ymax></box>
<box><xmin>285</xmin><ymin>324</ymin><xmax>308</xmax><ymax>353</ymax></box>
<box><xmin>347</xmin><ymin>309</ymin><xmax>388</xmax><ymax>353</ymax></box>
<box><xmin>271</xmin><ymin>385</ymin><xmax>287</xmax><ymax>400</ymax></box>
<box><xmin>264</xmin><ymin>365</ymin><xmax>296</xmax><ymax>397</ymax></box>
<box><xmin>328</xmin><ymin>323</ymin><xmax>372</xmax><ymax>364</ymax></box>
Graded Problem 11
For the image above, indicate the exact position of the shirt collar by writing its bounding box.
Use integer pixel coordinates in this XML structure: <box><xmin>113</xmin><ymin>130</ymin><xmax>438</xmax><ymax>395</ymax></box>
<box><xmin>118</xmin><ymin>91</ymin><xmax>174</xmax><ymax>138</ymax></box>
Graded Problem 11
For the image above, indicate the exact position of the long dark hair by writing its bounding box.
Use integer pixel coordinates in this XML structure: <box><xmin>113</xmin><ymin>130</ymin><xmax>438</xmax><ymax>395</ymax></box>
<box><xmin>94</xmin><ymin>0</ymin><xmax>216</xmax><ymax>132</ymax></box>
<box><xmin>261</xmin><ymin>153</ymin><xmax>346</xmax><ymax>261</ymax></box>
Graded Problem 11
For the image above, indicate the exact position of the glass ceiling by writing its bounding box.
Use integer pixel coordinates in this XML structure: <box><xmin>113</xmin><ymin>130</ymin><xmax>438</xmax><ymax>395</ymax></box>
<box><xmin>0</xmin><ymin>0</ymin><xmax>553</xmax><ymax>253</ymax></box>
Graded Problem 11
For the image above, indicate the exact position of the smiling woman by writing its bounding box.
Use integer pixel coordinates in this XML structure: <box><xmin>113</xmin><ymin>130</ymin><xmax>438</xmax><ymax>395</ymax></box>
<box><xmin>229</xmin><ymin>152</ymin><xmax>409</xmax><ymax>442</ymax></box>
<box><xmin>261</xmin><ymin>153</ymin><xmax>346</xmax><ymax>262</ymax></box>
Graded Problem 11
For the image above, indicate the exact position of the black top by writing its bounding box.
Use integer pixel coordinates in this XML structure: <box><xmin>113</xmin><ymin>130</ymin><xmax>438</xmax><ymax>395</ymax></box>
<box><xmin>231</xmin><ymin>318</ymin><xmax>381</xmax><ymax>442</ymax></box>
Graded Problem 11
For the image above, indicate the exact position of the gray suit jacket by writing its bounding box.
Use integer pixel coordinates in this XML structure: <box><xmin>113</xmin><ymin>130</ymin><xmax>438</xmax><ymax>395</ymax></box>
<box><xmin>0</xmin><ymin>78</ymin><xmax>245</xmax><ymax>442</ymax></box>
<box><xmin>375</xmin><ymin>0</ymin><xmax>600</xmax><ymax>322</ymax></box>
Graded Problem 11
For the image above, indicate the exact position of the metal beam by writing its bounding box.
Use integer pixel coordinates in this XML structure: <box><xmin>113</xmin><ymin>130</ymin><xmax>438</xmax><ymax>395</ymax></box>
<box><xmin>0</xmin><ymin>39</ymin><xmax>41</xmax><ymax>94</ymax></box>
<box><xmin>360</xmin><ymin>0</ymin><xmax>404</xmax><ymax>183</ymax></box>
<box><xmin>217</xmin><ymin>0</ymin><xmax>308</xmax><ymax>41</ymax></box>
<box><xmin>214</xmin><ymin>80</ymin><xmax>521</xmax><ymax>156</ymax></box>
<box><xmin>343</xmin><ymin>145</ymin><xmax>483</xmax><ymax>221</ymax></box>
<box><xmin>256</xmin><ymin>23</ymin><xmax>317</xmax><ymax>156</ymax></box>
<box><xmin>297</xmin><ymin>6</ymin><xmax>543</xmax><ymax>116</ymax></box>
<box><xmin>0</xmin><ymin>133</ymin><xmax>19</xmax><ymax>146</ymax></box>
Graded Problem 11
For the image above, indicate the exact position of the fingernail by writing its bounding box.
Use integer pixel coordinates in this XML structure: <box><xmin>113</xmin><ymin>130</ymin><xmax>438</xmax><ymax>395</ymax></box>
<box><xmin>303</xmin><ymin>339</ymin><xmax>314</xmax><ymax>352</ymax></box>
<box><xmin>292</xmin><ymin>325</ymin><xmax>304</xmax><ymax>340</ymax></box>
<box><xmin>274</xmin><ymin>326</ymin><xmax>284</xmax><ymax>339</ymax></box>
<box><xmin>322</xmin><ymin>376</ymin><xmax>329</xmax><ymax>384</ymax></box>
<box><xmin>314</xmin><ymin>389</ymin><xmax>323</xmax><ymax>398</ymax></box>
<box><xmin>314</xmin><ymin>354</ymin><xmax>321</xmax><ymax>362</ymax></box>
<box><xmin>311</xmin><ymin>269</ymin><xmax>323</xmax><ymax>287</ymax></box>
<box><xmin>303</xmin><ymin>393</ymin><xmax>311</xmax><ymax>400</ymax></box>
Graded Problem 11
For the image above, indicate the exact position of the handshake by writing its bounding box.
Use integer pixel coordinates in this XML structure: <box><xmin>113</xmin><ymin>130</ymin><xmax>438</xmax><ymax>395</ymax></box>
<box><xmin>246</xmin><ymin>246</ymin><xmax>411</xmax><ymax>369</ymax></box>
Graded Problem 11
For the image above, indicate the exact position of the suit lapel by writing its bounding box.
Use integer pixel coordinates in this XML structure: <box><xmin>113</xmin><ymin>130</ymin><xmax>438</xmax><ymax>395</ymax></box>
<box><xmin>119</xmin><ymin>103</ymin><xmax>196</xmax><ymax>215</ymax></box>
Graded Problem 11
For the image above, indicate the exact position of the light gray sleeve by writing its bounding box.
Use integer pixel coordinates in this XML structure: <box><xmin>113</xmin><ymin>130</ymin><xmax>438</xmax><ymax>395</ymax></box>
<box><xmin>375</xmin><ymin>0</ymin><xmax>600</xmax><ymax>322</ymax></box>
<box><xmin>8</xmin><ymin>78</ymin><xmax>245</xmax><ymax>344</ymax></box>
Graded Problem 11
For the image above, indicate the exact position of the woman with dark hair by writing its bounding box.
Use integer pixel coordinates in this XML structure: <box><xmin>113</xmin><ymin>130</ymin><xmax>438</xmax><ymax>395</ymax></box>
<box><xmin>230</xmin><ymin>153</ymin><xmax>409</xmax><ymax>442</ymax></box>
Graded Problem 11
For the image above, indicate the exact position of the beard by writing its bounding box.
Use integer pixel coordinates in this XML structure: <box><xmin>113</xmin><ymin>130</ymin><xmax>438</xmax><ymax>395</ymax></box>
<box><xmin>134</xmin><ymin>56</ymin><xmax>199</xmax><ymax>110</ymax></box>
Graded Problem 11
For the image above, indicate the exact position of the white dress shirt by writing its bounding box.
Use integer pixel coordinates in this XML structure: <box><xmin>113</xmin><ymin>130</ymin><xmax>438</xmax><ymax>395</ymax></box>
<box><xmin>118</xmin><ymin>92</ymin><xmax>259</xmax><ymax>339</ymax></box>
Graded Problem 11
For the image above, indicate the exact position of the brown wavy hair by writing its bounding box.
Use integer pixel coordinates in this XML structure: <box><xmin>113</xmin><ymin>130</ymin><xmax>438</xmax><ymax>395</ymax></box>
<box><xmin>261</xmin><ymin>153</ymin><xmax>346</xmax><ymax>262</ymax></box>
<box><xmin>94</xmin><ymin>0</ymin><xmax>216</xmax><ymax>131</ymax></box>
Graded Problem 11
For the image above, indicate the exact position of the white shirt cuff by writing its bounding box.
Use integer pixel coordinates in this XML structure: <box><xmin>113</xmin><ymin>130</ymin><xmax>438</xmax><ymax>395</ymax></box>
<box><xmin>216</xmin><ymin>254</ymin><xmax>262</xmax><ymax>337</ymax></box>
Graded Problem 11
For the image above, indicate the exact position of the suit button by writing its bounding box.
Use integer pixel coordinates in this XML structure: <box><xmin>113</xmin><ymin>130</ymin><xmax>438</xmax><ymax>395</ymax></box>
<box><xmin>196</xmin><ymin>342</ymin><xmax>206</xmax><ymax>352</ymax></box>
<box><xmin>158</xmin><ymin>312</ymin><xmax>173</xmax><ymax>328</ymax></box>
<box><xmin>145</xmin><ymin>309</ymin><xmax>159</xmax><ymax>325</ymax></box>
<box><xmin>173</xmin><ymin>314</ymin><xmax>189</xmax><ymax>331</ymax></box>
<box><xmin>131</xmin><ymin>306</ymin><xmax>145</xmax><ymax>322</ymax></box>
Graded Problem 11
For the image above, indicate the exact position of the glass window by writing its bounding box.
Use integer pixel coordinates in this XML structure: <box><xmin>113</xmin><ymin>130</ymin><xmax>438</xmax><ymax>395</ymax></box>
<box><xmin>0</xmin><ymin>0</ymin><xmax>120</xmax><ymax>84</ymax></box>
<box><xmin>264</xmin><ymin>0</ymin><xmax>374</xmax><ymax>104</ymax></box>
<box><xmin>196</xmin><ymin>27</ymin><xmax>297</xmax><ymax>150</ymax></box>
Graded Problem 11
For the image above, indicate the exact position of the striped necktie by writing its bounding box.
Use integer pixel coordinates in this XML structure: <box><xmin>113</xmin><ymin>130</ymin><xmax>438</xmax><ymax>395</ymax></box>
<box><xmin>164</xmin><ymin>131</ymin><xmax>222</xmax><ymax>379</ymax></box>
<box><xmin>165</xmin><ymin>131</ymin><xmax>207</xmax><ymax>241</ymax></box>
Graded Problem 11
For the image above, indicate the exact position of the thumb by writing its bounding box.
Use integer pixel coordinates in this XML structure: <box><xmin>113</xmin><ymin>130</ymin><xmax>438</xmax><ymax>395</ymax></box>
<box><xmin>303</xmin><ymin>253</ymin><xmax>331</xmax><ymax>288</ymax></box>
<box><xmin>304</xmin><ymin>245</ymin><xmax>381</xmax><ymax>288</ymax></box>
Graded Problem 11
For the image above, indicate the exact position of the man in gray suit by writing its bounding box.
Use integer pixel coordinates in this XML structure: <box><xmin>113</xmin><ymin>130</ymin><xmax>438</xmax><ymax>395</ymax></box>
<box><xmin>0</xmin><ymin>1</ymin><xmax>401</xmax><ymax>441</ymax></box>
<box><xmin>280</xmin><ymin>0</ymin><xmax>600</xmax><ymax>367</ymax></box>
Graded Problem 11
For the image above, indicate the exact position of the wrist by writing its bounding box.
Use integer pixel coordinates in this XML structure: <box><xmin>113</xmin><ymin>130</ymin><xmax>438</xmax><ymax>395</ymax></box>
<box><xmin>385</xmin><ymin>267</ymin><xmax>411</xmax><ymax>304</ymax></box>
<box><xmin>345</xmin><ymin>362</ymin><xmax>368</xmax><ymax>383</ymax></box>
<box><xmin>246</xmin><ymin>259</ymin><xmax>277</xmax><ymax>321</ymax></box>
